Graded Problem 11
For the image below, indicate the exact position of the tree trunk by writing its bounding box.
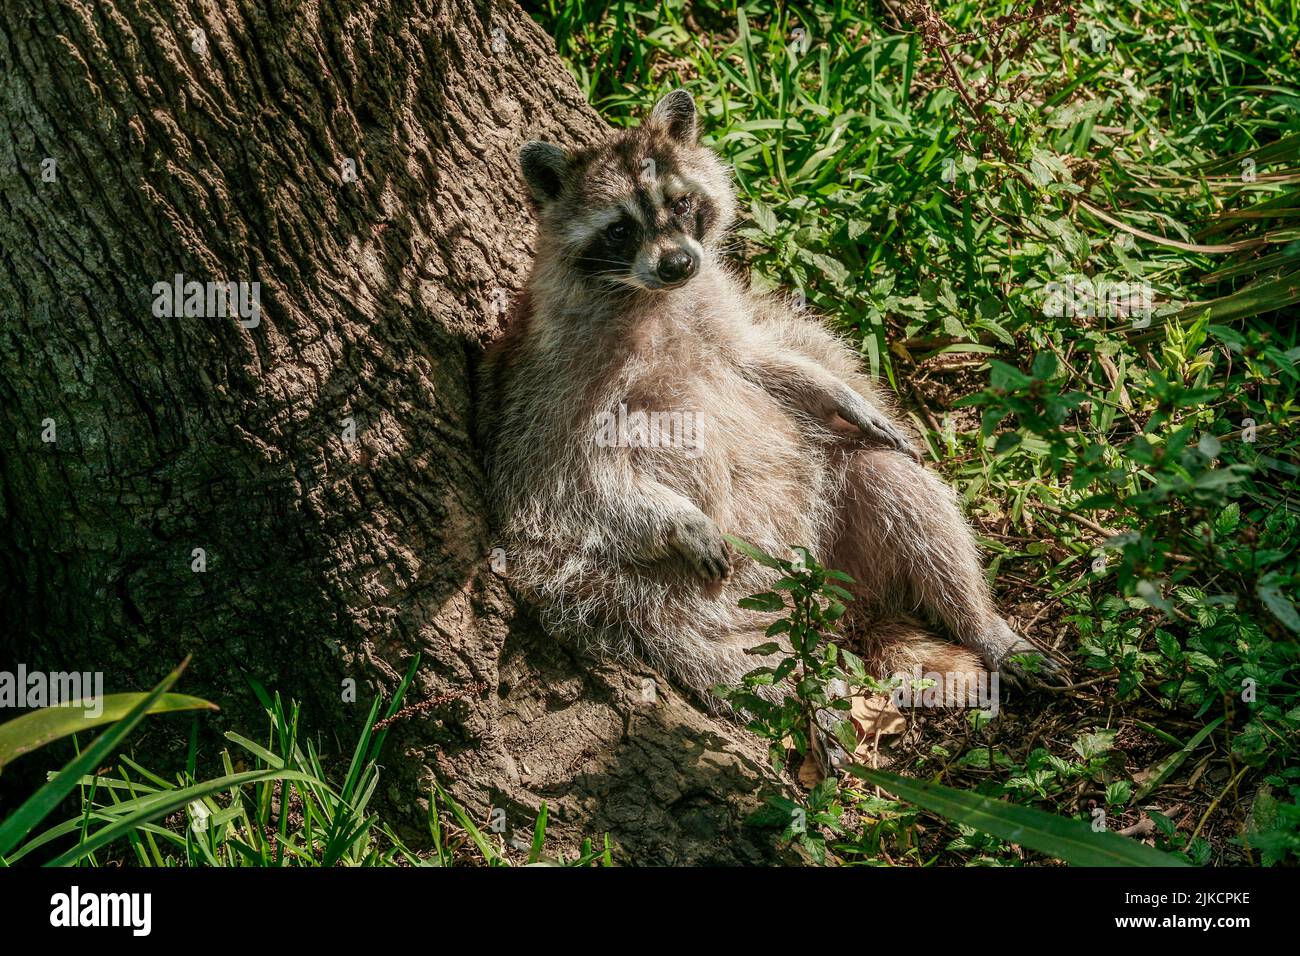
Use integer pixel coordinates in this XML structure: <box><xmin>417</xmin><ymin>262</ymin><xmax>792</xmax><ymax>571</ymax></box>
<box><xmin>0</xmin><ymin>0</ymin><xmax>785</xmax><ymax>863</ymax></box>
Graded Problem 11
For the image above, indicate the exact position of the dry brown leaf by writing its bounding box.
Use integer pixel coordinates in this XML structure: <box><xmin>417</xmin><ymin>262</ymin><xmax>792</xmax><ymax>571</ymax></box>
<box><xmin>851</xmin><ymin>694</ymin><xmax>906</xmax><ymax>736</ymax></box>
<box><xmin>797</xmin><ymin>751</ymin><xmax>824</xmax><ymax>789</ymax></box>
<box><xmin>850</xmin><ymin>694</ymin><xmax>906</xmax><ymax>761</ymax></box>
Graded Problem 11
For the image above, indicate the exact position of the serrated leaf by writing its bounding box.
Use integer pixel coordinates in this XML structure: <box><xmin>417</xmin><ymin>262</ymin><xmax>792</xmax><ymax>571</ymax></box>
<box><xmin>739</xmin><ymin>592</ymin><xmax>785</xmax><ymax>612</ymax></box>
<box><xmin>749</xmin><ymin>199</ymin><xmax>778</xmax><ymax>235</ymax></box>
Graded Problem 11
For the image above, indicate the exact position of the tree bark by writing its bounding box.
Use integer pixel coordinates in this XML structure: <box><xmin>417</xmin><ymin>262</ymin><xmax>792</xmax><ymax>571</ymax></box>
<box><xmin>0</xmin><ymin>0</ymin><xmax>785</xmax><ymax>863</ymax></box>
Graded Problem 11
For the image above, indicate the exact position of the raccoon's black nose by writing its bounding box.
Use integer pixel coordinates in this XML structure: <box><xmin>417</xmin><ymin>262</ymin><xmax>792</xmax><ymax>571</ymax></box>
<box><xmin>657</xmin><ymin>250</ymin><xmax>696</xmax><ymax>284</ymax></box>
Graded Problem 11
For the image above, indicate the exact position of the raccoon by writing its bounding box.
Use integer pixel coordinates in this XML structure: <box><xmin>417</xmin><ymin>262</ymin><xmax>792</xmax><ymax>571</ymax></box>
<box><xmin>479</xmin><ymin>90</ymin><xmax>1062</xmax><ymax>709</ymax></box>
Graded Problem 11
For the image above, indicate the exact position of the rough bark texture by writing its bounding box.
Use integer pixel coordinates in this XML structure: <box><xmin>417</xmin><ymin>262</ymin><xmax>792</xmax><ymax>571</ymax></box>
<box><xmin>0</xmin><ymin>0</ymin><xmax>787</xmax><ymax>863</ymax></box>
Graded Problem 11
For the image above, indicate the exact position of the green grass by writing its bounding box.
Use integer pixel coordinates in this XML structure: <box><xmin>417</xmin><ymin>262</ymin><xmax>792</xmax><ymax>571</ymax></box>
<box><xmin>1</xmin><ymin>659</ymin><xmax>612</xmax><ymax>867</ymax></box>
<box><xmin>529</xmin><ymin>0</ymin><xmax>1300</xmax><ymax>865</ymax></box>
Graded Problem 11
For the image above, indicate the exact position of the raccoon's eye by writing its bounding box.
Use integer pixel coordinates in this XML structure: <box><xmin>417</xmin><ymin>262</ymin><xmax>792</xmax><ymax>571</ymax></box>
<box><xmin>606</xmin><ymin>221</ymin><xmax>631</xmax><ymax>242</ymax></box>
<box><xmin>672</xmin><ymin>196</ymin><xmax>693</xmax><ymax>217</ymax></box>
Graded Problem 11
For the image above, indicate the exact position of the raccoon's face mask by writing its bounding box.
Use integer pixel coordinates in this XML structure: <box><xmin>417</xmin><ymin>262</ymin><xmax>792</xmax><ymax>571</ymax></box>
<box><xmin>519</xmin><ymin>90</ymin><xmax>737</xmax><ymax>293</ymax></box>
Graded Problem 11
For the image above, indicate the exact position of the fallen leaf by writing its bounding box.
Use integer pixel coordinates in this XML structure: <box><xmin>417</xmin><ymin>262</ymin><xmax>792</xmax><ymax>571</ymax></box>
<box><xmin>797</xmin><ymin>751</ymin><xmax>824</xmax><ymax>789</ymax></box>
<box><xmin>849</xmin><ymin>694</ymin><xmax>906</xmax><ymax>760</ymax></box>
<box><xmin>851</xmin><ymin>694</ymin><xmax>905</xmax><ymax>737</ymax></box>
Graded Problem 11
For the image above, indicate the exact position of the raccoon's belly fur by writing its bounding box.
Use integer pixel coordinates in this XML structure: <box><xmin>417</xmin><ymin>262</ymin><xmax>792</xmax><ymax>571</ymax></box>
<box><xmin>497</xmin><ymin>349</ymin><xmax>847</xmax><ymax>698</ymax></box>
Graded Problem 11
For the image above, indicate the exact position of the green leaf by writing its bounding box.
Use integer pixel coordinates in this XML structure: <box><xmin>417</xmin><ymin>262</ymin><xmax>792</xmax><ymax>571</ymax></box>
<box><xmin>433</xmin><ymin>778</ymin><xmax>500</xmax><ymax>865</ymax></box>
<box><xmin>724</xmin><ymin>535</ymin><xmax>782</xmax><ymax>568</ymax></box>
<box><xmin>1132</xmin><ymin>718</ymin><xmax>1224</xmax><ymax>802</ymax></box>
<box><xmin>1155</xmin><ymin>630</ymin><xmax>1182</xmax><ymax>661</ymax></box>
<box><xmin>749</xmin><ymin>198</ymin><xmax>778</xmax><ymax>235</ymax></box>
<box><xmin>1072</xmin><ymin>729</ymin><xmax>1117</xmax><ymax>760</ymax></box>
<box><xmin>823</xmin><ymin>583</ymin><xmax>854</xmax><ymax>602</ymax></box>
<box><xmin>0</xmin><ymin>659</ymin><xmax>196</xmax><ymax>859</ymax></box>
<box><xmin>46</xmin><ymin>768</ymin><xmax>324</xmax><ymax>867</ymax></box>
<box><xmin>833</xmin><ymin>718</ymin><xmax>858</xmax><ymax>752</ymax></box>
<box><xmin>0</xmin><ymin>693</ymin><xmax>216</xmax><ymax>771</ymax></box>
<box><xmin>847</xmin><ymin>767</ymin><xmax>1188</xmax><ymax>866</ymax></box>
<box><xmin>1258</xmin><ymin>581</ymin><xmax>1300</xmax><ymax>633</ymax></box>
<box><xmin>739</xmin><ymin>592</ymin><xmax>785</xmax><ymax>612</ymax></box>
<box><xmin>1214</xmin><ymin>503</ymin><xmax>1241</xmax><ymax>536</ymax></box>
<box><xmin>993</xmin><ymin>432</ymin><xmax>1023</xmax><ymax>454</ymax></box>
<box><xmin>1106</xmin><ymin>781</ymin><xmax>1133</xmax><ymax>807</ymax></box>
<box><xmin>988</xmin><ymin>360</ymin><xmax>1033</xmax><ymax>391</ymax></box>
<box><xmin>529</xmin><ymin>803</ymin><xmax>548</xmax><ymax>865</ymax></box>
<box><xmin>1031</xmin><ymin>350</ymin><xmax>1058</xmax><ymax>379</ymax></box>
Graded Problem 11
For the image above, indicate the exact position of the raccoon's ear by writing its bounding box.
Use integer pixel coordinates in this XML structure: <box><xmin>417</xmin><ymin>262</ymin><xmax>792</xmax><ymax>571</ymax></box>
<box><xmin>519</xmin><ymin>141</ymin><xmax>570</xmax><ymax>205</ymax></box>
<box><xmin>649</xmin><ymin>89</ymin><xmax>697</xmax><ymax>144</ymax></box>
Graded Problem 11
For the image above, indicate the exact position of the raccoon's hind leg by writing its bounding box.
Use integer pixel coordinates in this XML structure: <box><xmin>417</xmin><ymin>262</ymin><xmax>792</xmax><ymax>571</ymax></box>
<box><xmin>853</xmin><ymin>615</ymin><xmax>989</xmax><ymax>706</ymax></box>
<box><xmin>828</xmin><ymin>449</ymin><xmax>1063</xmax><ymax>689</ymax></box>
<box><xmin>863</xmin><ymin>616</ymin><xmax>983</xmax><ymax>681</ymax></box>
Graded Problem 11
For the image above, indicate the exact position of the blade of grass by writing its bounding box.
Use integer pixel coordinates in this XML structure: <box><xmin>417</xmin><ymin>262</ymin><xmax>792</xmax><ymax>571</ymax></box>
<box><xmin>0</xmin><ymin>692</ymin><xmax>216</xmax><ymax>770</ymax></box>
<box><xmin>46</xmin><ymin>768</ymin><xmax>324</xmax><ymax>867</ymax></box>
<box><xmin>849</xmin><ymin>766</ymin><xmax>1189</xmax><ymax>866</ymax></box>
<box><xmin>0</xmin><ymin>659</ymin><xmax>194</xmax><ymax>859</ymax></box>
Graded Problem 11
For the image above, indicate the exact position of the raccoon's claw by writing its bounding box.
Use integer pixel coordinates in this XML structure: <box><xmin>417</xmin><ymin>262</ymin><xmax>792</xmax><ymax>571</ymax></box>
<box><xmin>994</xmin><ymin>641</ymin><xmax>1067</xmax><ymax>691</ymax></box>
<box><xmin>838</xmin><ymin>395</ymin><xmax>922</xmax><ymax>463</ymax></box>
<box><xmin>691</xmin><ymin>550</ymin><xmax>732</xmax><ymax>583</ymax></box>
<box><xmin>868</xmin><ymin>423</ymin><xmax>923</xmax><ymax>464</ymax></box>
<box><xmin>668</xmin><ymin>513</ymin><xmax>733</xmax><ymax>583</ymax></box>
<box><xmin>893</xmin><ymin>434</ymin><xmax>924</xmax><ymax>464</ymax></box>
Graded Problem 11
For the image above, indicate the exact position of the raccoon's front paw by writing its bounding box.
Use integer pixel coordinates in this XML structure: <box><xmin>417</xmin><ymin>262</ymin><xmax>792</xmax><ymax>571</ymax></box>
<box><xmin>837</xmin><ymin>392</ymin><xmax>922</xmax><ymax>463</ymax></box>
<box><xmin>667</xmin><ymin>512</ymin><xmax>733</xmax><ymax>583</ymax></box>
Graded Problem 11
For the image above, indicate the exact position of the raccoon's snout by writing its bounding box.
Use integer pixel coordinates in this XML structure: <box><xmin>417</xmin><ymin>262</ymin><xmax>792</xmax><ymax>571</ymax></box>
<box><xmin>656</xmin><ymin>249</ymin><xmax>697</xmax><ymax>285</ymax></box>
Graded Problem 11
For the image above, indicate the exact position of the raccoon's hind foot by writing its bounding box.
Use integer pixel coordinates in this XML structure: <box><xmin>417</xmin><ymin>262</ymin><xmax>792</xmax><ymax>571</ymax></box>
<box><xmin>978</xmin><ymin>622</ymin><xmax>1067</xmax><ymax>690</ymax></box>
